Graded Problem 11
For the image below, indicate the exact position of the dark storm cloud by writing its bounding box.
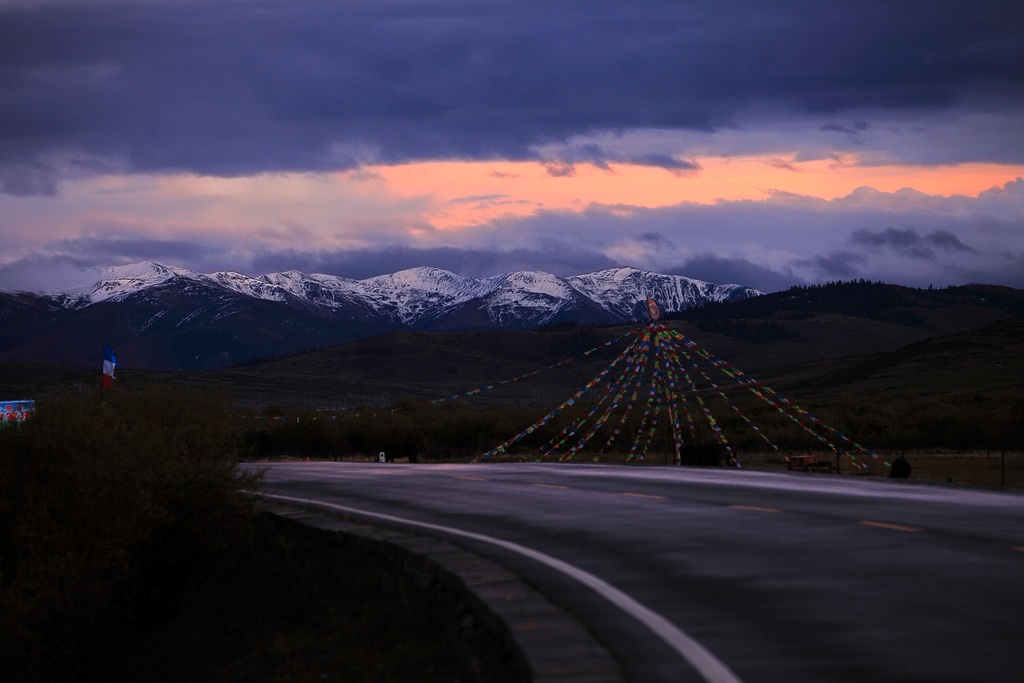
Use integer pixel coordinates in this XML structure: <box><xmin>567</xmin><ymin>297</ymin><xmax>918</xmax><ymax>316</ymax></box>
<box><xmin>0</xmin><ymin>233</ymin><xmax>237</xmax><ymax>290</ymax></box>
<box><xmin>669</xmin><ymin>255</ymin><xmax>803</xmax><ymax>293</ymax></box>
<box><xmin>248</xmin><ymin>245</ymin><xmax>619</xmax><ymax>281</ymax></box>
<box><xmin>636</xmin><ymin>232</ymin><xmax>676</xmax><ymax>249</ymax></box>
<box><xmin>0</xmin><ymin>253</ymin><xmax>94</xmax><ymax>292</ymax></box>
<box><xmin>1</xmin><ymin>0</ymin><xmax>1021</xmax><ymax>193</ymax></box>
<box><xmin>795</xmin><ymin>251</ymin><xmax>869</xmax><ymax>281</ymax></box>
<box><xmin>51</xmin><ymin>235</ymin><xmax>215</xmax><ymax>263</ymax></box>
<box><xmin>850</xmin><ymin>227</ymin><xmax>978</xmax><ymax>259</ymax></box>
<box><xmin>553</xmin><ymin>144</ymin><xmax>700</xmax><ymax>174</ymax></box>
<box><xmin>821</xmin><ymin>122</ymin><xmax>870</xmax><ymax>135</ymax></box>
<box><xmin>765</xmin><ymin>158</ymin><xmax>800</xmax><ymax>172</ymax></box>
<box><xmin>467</xmin><ymin>178</ymin><xmax>1024</xmax><ymax>291</ymax></box>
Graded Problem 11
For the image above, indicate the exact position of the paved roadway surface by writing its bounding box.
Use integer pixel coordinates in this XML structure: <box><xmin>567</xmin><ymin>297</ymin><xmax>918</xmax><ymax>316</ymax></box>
<box><xmin>243</xmin><ymin>462</ymin><xmax>1024</xmax><ymax>683</ymax></box>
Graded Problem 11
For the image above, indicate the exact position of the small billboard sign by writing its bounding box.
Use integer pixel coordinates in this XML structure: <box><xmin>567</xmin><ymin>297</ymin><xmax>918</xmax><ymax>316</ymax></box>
<box><xmin>1</xmin><ymin>400</ymin><xmax>34</xmax><ymax>426</ymax></box>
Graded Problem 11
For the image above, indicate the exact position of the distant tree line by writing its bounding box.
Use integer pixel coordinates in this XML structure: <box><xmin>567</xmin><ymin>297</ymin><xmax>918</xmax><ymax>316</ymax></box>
<box><xmin>663</xmin><ymin>279</ymin><xmax>993</xmax><ymax>326</ymax></box>
<box><xmin>241</xmin><ymin>402</ymin><xmax>552</xmax><ymax>462</ymax></box>
<box><xmin>239</xmin><ymin>387</ymin><xmax>1024</xmax><ymax>462</ymax></box>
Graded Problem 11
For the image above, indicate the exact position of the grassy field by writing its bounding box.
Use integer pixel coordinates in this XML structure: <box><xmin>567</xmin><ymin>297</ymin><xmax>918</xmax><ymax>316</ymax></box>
<box><xmin>731</xmin><ymin>449</ymin><xmax>1024</xmax><ymax>489</ymax></box>
<box><xmin>107</xmin><ymin>513</ymin><xmax>519</xmax><ymax>683</ymax></box>
<box><xmin>0</xmin><ymin>388</ymin><xmax>516</xmax><ymax>683</ymax></box>
<box><xmin>399</xmin><ymin>448</ymin><xmax>1024</xmax><ymax>490</ymax></box>
<box><xmin>2</xmin><ymin>295</ymin><xmax>1020</xmax><ymax>680</ymax></box>
<box><xmin>2</xmin><ymin>386</ymin><xmax>1020</xmax><ymax>682</ymax></box>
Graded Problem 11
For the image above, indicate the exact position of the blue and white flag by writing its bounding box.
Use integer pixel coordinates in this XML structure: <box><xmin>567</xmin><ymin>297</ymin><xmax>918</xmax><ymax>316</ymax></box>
<box><xmin>102</xmin><ymin>344</ymin><xmax>116</xmax><ymax>388</ymax></box>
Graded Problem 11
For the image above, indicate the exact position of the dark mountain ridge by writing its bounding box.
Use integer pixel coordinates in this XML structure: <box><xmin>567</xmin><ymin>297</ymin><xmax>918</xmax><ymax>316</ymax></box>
<box><xmin>0</xmin><ymin>263</ymin><xmax>757</xmax><ymax>370</ymax></box>
<box><xmin>671</xmin><ymin>281</ymin><xmax>1024</xmax><ymax>323</ymax></box>
<box><xmin>3</xmin><ymin>281</ymin><xmax>1019</xmax><ymax>415</ymax></box>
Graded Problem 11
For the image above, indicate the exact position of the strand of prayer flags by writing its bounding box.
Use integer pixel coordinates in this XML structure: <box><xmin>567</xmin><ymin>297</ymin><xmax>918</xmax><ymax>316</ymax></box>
<box><xmin>665</xmin><ymin>326</ymin><xmax>839</xmax><ymax>460</ymax></box>
<box><xmin>655</xmin><ymin>328</ymin><xmax>737</xmax><ymax>463</ymax></box>
<box><xmin>477</xmin><ymin>334</ymin><xmax>638</xmax><ymax>461</ymax></box>
<box><xmin>656</xmin><ymin>332</ymin><xmax>699</xmax><ymax>464</ymax></box>
<box><xmin>661</xmin><ymin>331</ymin><xmax>751</xmax><ymax>464</ymax></box>
<box><xmin>625</xmin><ymin>335</ymin><xmax>660</xmax><ymax>461</ymax></box>
<box><xmin>599</xmin><ymin>328</ymin><xmax>654</xmax><ymax>456</ymax></box>
<box><xmin>544</xmin><ymin>340</ymin><xmax>645</xmax><ymax>460</ymax></box>
<box><xmin>658</xmin><ymin>367</ymin><xmax>687</xmax><ymax>464</ymax></box>
<box><xmin>599</xmin><ymin>362</ymin><xmax>648</xmax><ymax>455</ymax></box>
<box><xmin>659</xmin><ymin>340</ymin><xmax>700</xmax><ymax>447</ymax></box>
<box><xmin>653</xmin><ymin>330</ymin><xmax>689</xmax><ymax>464</ymax></box>
<box><xmin>473</xmin><ymin>318</ymin><xmax>879</xmax><ymax>471</ymax></box>
<box><xmin>540</xmin><ymin>336</ymin><xmax>650</xmax><ymax>460</ymax></box>
<box><xmin>759</xmin><ymin>387</ymin><xmax>886</xmax><ymax>470</ymax></box>
<box><xmin>662</xmin><ymin>326</ymin><xmax>882</xmax><ymax>470</ymax></box>
<box><xmin>426</xmin><ymin>330</ymin><xmax>638</xmax><ymax>408</ymax></box>
<box><xmin>556</xmin><ymin>365</ymin><xmax>637</xmax><ymax>461</ymax></box>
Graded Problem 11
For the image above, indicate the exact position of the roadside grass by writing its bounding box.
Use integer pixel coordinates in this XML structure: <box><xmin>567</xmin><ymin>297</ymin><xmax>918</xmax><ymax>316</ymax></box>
<box><xmin>723</xmin><ymin>449</ymin><xmax>1024</xmax><ymax>489</ymax></box>
<box><xmin>0</xmin><ymin>388</ymin><xmax>511</xmax><ymax>683</ymax></box>
<box><xmin>347</xmin><ymin>447</ymin><xmax>1024</xmax><ymax>490</ymax></box>
<box><xmin>1</xmin><ymin>384</ymin><xmax>1018</xmax><ymax>682</ymax></box>
<box><xmin>109</xmin><ymin>513</ymin><xmax>516</xmax><ymax>683</ymax></box>
<box><xmin>2</xmin><ymin>312</ymin><xmax>1019</xmax><ymax>680</ymax></box>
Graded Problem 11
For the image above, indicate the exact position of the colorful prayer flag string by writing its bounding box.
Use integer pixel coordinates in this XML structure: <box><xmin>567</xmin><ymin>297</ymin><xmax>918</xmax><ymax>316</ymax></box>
<box><xmin>465</xmin><ymin>315</ymin><xmax>880</xmax><ymax>472</ymax></box>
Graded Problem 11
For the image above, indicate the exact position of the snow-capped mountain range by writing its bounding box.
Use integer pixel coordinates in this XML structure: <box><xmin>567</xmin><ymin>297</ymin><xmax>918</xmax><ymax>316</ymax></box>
<box><xmin>0</xmin><ymin>261</ymin><xmax>760</xmax><ymax>370</ymax></box>
<box><xmin>58</xmin><ymin>261</ymin><xmax>758</xmax><ymax>324</ymax></box>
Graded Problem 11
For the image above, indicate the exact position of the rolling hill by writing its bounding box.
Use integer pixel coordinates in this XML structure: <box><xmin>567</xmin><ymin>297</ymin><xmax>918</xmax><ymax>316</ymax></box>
<box><xmin>6</xmin><ymin>281</ymin><xmax>1017</xmax><ymax>414</ymax></box>
<box><xmin>0</xmin><ymin>262</ymin><xmax>758</xmax><ymax>370</ymax></box>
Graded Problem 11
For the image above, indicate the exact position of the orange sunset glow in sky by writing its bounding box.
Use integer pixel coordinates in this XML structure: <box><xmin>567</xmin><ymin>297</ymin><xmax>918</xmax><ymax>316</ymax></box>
<box><xmin>368</xmin><ymin>158</ymin><xmax>1020</xmax><ymax>229</ymax></box>
<box><xmin>0</xmin><ymin>1</ymin><xmax>1021</xmax><ymax>293</ymax></box>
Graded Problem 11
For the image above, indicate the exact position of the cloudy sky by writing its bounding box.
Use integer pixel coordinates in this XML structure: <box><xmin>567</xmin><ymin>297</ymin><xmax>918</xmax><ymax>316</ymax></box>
<box><xmin>1</xmin><ymin>0</ymin><xmax>1021</xmax><ymax>293</ymax></box>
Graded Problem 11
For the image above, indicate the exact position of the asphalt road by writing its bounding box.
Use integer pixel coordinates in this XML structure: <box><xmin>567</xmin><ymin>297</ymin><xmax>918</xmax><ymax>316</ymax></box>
<box><xmin>244</xmin><ymin>462</ymin><xmax>1024</xmax><ymax>683</ymax></box>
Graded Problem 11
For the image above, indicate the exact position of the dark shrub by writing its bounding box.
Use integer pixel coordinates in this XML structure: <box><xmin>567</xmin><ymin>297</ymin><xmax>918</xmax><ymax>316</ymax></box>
<box><xmin>0</xmin><ymin>386</ymin><xmax>257</xmax><ymax>682</ymax></box>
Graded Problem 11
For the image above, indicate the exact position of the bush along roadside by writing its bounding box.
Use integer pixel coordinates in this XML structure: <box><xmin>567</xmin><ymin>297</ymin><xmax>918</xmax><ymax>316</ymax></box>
<box><xmin>0</xmin><ymin>387</ymin><xmax>520</xmax><ymax>682</ymax></box>
<box><xmin>0</xmin><ymin>386</ymin><xmax>258</xmax><ymax>681</ymax></box>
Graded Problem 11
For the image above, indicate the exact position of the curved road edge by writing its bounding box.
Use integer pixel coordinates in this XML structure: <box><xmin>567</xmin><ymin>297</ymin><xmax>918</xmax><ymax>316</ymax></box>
<box><xmin>255</xmin><ymin>496</ymin><xmax>626</xmax><ymax>683</ymax></box>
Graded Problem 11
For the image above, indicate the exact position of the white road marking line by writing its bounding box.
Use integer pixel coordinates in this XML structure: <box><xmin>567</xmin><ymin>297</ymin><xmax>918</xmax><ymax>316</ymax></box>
<box><xmin>728</xmin><ymin>504</ymin><xmax>780</xmax><ymax>513</ymax></box>
<box><xmin>531</xmin><ymin>482</ymin><xmax>570</xmax><ymax>490</ymax></box>
<box><xmin>859</xmin><ymin>520</ymin><xmax>922</xmax><ymax>533</ymax></box>
<box><xmin>623</xmin><ymin>492</ymin><xmax>667</xmax><ymax>500</ymax></box>
<box><xmin>256</xmin><ymin>491</ymin><xmax>744</xmax><ymax>683</ymax></box>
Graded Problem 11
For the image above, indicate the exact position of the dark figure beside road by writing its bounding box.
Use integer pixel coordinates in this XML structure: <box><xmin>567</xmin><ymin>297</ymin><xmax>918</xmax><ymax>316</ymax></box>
<box><xmin>889</xmin><ymin>455</ymin><xmax>912</xmax><ymax>479</ymax></box>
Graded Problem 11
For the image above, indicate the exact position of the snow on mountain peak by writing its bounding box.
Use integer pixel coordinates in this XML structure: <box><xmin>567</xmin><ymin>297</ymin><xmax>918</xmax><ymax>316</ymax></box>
<box><xmin>37</xmin><ymin>260</ymin><xmax>760</xmax><ymax>321</ymax></box>
<box><xmin>567</xmin><ymin>267</ymin><xmax>727</xmax><ymax>319</ymax></box>
<box><xmin>209</xmin><ymin>271</ymin><xmax>288</xmax><ymax>301</ymax></box>
<box><xmin>68</xmin><ymin>261</ymin><xmax>200</xmax><ymax>304</ymax></box>
<box><xmin>498</xmin><ymin>270</ymin><xmax>571</xmax><ymax>292</ymax></box>
<box><xmin>362</xmin><ymin>267</ymin><xmax>474</xmax><ymax>293</ymax></box>
<box><xmin>487</xmin><ymin>271</ymin><xmax>573</xmax><ymax>305</ymax></box>
<box><xmin>351</xmin><ymin>267</ymin><xmax>489</xmax><ymax>324</ymax></box>
<box><xmin>95</xmin><ymin>261</ymin><xmax>188</xmax><ymax>286</ymax></box>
